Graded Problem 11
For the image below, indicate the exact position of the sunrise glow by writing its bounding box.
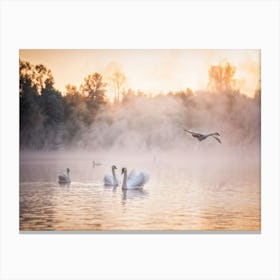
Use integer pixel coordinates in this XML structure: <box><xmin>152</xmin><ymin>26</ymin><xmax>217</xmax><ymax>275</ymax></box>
<box><xmin>19</xmin><ymin>49</ymin><xmax>260</xmax><ymax>98</ymax></box>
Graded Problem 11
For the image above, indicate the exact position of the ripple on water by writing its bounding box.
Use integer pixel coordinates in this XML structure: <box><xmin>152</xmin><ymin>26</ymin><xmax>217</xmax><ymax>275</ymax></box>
<box><xmin>20</xmin><ymin>163</ymin><xmax>260</xmax><ymax>231</ymax></box>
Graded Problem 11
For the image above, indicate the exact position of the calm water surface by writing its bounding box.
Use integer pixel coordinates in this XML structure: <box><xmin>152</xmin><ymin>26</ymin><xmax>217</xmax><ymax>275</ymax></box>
<box><xmin>20</xmin><ymin>152</ymin><xmax>260</xmax><ymax>231</ymax></box>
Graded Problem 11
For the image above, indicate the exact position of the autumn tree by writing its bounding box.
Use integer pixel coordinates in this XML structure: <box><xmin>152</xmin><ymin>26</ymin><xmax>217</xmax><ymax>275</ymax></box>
<box><xmin>20</xmin><ymin>60</ymin><xmax>64</xmax><ymax>149</ymax></box>
<box><xmin>20</xmin><ymin>60</ymin><xmax>43</xmax><ymax>148</ymax></box>
<box><xmin>111</xmin><ymin>70</ymin><xmax>126</xmax><ymax>103</ymax></box>
<box><xmin>207</xmin><ymin>62</ymin><xmax>238</xmax><ymax>94</ymax></box>
<box><xmin>20</xmin><ymin>60</ymin><xmax>55</xmax><ymax>94</ymax></box>
<box><xmin>40</xmin><ymin>78</ymin><xmax>64</xmax><ymax>126</ymax></box>
<box><xmin>63</xmin><ymin>85</ymin><xmax>86</xmax><ymax>144</ymax></box>
<box><xmin>79</xmin><ymin>72</ymin><xmax>107</xmax><ymax>125</ymax></box>
<box><xmin>81</xmin><ymin>72</ymin><xmax>107</xmax><ymax>105</ymax></box>
<box><xmin>64</xmin><ymin>84</ymin><xmax>82</xmax><ymax>105</ymax></box>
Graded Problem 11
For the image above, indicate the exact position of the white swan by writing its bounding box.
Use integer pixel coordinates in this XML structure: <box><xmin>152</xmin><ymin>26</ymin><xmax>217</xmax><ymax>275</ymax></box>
<box><xmin>121</xmin><ymin>167</ymin><xmax>149</xmax><ymax>190</ymax></box>
<box><xmin>104</xmin><ymin>165</ymin><xmax>120</xmax><ymax>186</ymax></box>
<box><xmin>58</xmin><ymin>168</ymin><xmax>71</xmax><ymax>184</ymax></box>
<box><xmin>184</xmin><ymin>129</ymin><xmax>222</xmax><ymax>144</ymax></box>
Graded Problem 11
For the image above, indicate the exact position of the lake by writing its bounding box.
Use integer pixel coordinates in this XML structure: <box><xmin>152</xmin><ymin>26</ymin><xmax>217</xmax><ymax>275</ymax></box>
<box><xmin>20</xmin><ymin>150</ymin><xmax>260</xmax><ymax>231</ymax></box>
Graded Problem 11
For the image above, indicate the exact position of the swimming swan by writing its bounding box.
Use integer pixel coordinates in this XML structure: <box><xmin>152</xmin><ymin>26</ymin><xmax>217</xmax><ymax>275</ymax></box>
<box><xmin>58</xmin><ymin>168</ymin><xmax>71</xmax><ymax>183</ymax></box>
<box><xmin>121</xmin><ymin>168</ymin><xmax>149</xmax><ymax>190</ymax></box>
<box><xmin>104</xmin><ymin>165</ymin><xmax>120</xmax><ymax>186</ymax></box>
<box><xmin>184</xmin><ymin>129</ymin><xmax>222</xmax><ymax>144</ymax></box>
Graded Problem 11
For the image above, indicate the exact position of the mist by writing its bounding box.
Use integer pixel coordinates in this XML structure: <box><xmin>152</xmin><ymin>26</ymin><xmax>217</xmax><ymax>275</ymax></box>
<box><xmin>19</xmin><ymin>58</ymin><xmax>261</xmax><ymax>233</ymax></box>
<box><xmin>74</xmin><ymin>93</ymin><xmax>259</xmax><ymax>155</ymax></box>
<box><xmin>20</xmin><ymin>59</ymin><xmax>261</xmax><ymax>165</ymax></box>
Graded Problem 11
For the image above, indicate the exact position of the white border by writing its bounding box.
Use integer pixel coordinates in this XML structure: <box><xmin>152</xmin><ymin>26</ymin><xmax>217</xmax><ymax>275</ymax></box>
<box><xmin>1</xmin><ymin>1</ymin><xmax>279</xmax><ymax>280</ymax></box>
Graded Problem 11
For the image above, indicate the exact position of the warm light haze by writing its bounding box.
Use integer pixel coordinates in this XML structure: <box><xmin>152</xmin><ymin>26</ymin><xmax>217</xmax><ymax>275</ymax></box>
<box><xmin>19</xmin><ymin>49</ymin><xmax>260</xmax><ymax>98</ymax></box>
<box><xmin>20</xmin><ymin>49</ymin><xmax>261</xmax><ymax>232</ymax></box>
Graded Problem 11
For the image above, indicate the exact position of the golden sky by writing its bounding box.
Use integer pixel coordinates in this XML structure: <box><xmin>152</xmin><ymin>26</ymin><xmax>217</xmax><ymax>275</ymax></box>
<box><xmin>19</xmin><ymin>49</ymin><xmax>260</xmax><ymax>97</ymax></box>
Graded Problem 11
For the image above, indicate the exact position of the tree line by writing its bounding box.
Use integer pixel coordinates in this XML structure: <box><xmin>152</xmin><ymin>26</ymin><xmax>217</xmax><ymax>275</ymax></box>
<box><xmin>20</xmin><ymin>60</ymin><xmax>260</xmax><ymax>150</ymax></box>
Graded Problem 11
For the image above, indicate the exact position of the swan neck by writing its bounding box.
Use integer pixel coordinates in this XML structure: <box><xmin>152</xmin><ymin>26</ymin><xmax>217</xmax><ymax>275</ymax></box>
<box><xmin>112</xmin><ymin>167</ymin><xmax>117</xmax><ymax>181</ymax></box>
<box><xmin>122</xmin><ymin>170</ymin><xmax>127</xmax><ymax>189</ymax></box>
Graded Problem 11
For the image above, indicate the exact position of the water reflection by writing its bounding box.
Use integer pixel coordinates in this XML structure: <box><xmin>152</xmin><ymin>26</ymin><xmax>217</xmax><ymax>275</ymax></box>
<box><xmin>58</xmin><ymin>182</ymin><xmax>71</xmax><ymax>188</ymax></box>
<box><xmin>20</xmin><ymin>154</ymin><xmax>260</xmax><ymax>231</ymax></box>
<box><xmin>122</xmin><ymin>189</ymin><xmax>149</xmax><ymax>201</ymax></box>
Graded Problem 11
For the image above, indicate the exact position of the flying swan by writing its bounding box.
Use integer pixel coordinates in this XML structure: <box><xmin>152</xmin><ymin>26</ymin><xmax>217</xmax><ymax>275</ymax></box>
<box><xmin>104</xmin><ymin>165</ymin><xmax>120</xmax><ymax>186</ymax></box>
<box><xmin>58</xmin><ymin>168</ymin><xmax>71</xmax><ymax>184</ymax></box>
<box><xmin>184</xmin><ymin>129</ymin><xmax>222</xmax><ymax>144</ymax></box>
<box><xmin>121</xmin><ymin>168</ymin><xmax>149</xmax><ymax>190</ymax></box>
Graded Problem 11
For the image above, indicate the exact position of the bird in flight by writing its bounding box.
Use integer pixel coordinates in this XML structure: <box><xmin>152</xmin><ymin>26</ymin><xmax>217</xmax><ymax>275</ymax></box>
<box><xmin>184</xmin><ymin>129</ymin><xmax>222</xmax><ymax>144</ymax></box>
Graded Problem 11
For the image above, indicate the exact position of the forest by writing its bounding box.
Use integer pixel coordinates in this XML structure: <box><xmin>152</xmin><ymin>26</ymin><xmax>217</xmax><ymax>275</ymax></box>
<box><xmin>20</xmin><ymin>60</ymin><xmax>261</xmax><ymax>151</ymax></box>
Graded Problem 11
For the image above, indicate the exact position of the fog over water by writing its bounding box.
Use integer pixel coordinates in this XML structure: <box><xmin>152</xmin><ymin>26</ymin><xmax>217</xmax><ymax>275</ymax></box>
<box><xmin>19</xmin><ymin>58</ymin><xmax>261</xmax><ymax>231</ymax></box>
<box><xmin>20</xmin><ymin>148</ymin><xmax>260</xmax><ymax>231</ymax></box>
<box><xmin>20</xmin><ymin>108</ymin><xmax>260</xmax><ymax>231</ymax></box>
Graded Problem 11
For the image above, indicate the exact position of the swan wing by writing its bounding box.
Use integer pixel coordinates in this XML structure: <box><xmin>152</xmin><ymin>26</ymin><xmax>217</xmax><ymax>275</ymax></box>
<box><xmin>184</xmin><ymin>129</ymin><xmax>194</xmax><ymax>134</ymax></box>
<box><xmin>58</xmin><ymin>174</ymin><xmax>66</xmax><ymax>180</ymax></box>
<box><xmin>104</xmin><ymin>174</ymin><xmax>113</xmax><ymax>185</ymax></box>
<box><xmin>58</xmin><ymin>171</ymin><xmax>66</xmax><ymax>176</ymax></box>
<box><xmin>127</xmin><ymin>171</ymin><xmax>149</xmax><ymax>189</ymax></box>
<box><xmin>212</xmin><ymin>135</ymin><xmax>222</xmax><ymax>144</ymax></box>
<box><xmin>128</xmin><ymin>169</ymin><xmax>137</xmax><ymax>181</ymax></box>
<box><xmin>184</xmin><ymin>129</ymin><xmax>201</xmax><ymax>137</ymax></box>
<box><xmin>58</xmin><ymin>173</ymin><xmax>70</xmax><ymax>183</ymax></box>
<box><xmin>139</xmin><ymin>172</ymin><xmax>149</xmax><ymax>185</ymax></box>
